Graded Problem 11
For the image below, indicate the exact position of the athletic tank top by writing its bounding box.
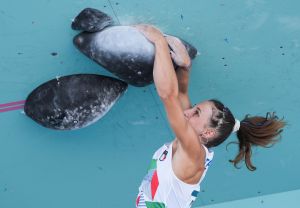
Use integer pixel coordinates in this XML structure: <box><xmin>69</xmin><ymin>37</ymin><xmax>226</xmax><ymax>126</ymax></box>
<box><xmin>137</xmin><ymin>142</ymin><xmax>214</xmax><ymax>208</ymax></box>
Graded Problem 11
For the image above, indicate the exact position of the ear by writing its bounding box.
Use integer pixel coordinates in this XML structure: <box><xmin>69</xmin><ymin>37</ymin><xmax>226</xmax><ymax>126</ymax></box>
<box><xmin>202</xmin><ymin>128</ymin><xmax>216</xmax><ymax>139</ymax></box>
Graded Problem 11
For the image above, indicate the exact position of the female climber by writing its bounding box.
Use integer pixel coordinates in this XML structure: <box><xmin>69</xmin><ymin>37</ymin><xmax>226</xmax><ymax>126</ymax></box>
<box><xmin>134</xmin><ymin>25</ymin><xmax>285</xmax><ymax>208</ymax></box>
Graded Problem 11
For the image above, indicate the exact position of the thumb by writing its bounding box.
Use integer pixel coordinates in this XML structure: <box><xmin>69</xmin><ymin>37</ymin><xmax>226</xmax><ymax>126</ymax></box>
<box><xmin>170</xmin><ymin>51</ymin><xmax>183</xmax><ymax>65</ymax></box>
<box><xmin>170</xmin><ymin>51</ymin><xmax>177</xmax><ymax>60</ymax></box>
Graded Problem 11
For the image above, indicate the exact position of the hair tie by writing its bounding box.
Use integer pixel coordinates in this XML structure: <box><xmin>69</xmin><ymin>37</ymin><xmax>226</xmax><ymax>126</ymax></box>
<box><xmin>232</xmin><ymin>119</ymin><xmax>240</xmax><ymax>133</ymax></box>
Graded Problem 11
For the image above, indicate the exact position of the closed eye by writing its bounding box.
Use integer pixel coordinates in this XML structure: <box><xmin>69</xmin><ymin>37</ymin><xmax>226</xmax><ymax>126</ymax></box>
<box><xmin>197</xmin><ymin>107</ymin><xmax>201</xmax><ymax>113</ymax></box>
<box><xmin>195</xmin><ymin>107</ymin><xmax>201</xmax><ymax>116</ymax></box>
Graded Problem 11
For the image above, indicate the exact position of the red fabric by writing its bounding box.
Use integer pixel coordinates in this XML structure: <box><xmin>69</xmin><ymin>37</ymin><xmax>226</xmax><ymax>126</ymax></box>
<box><xmin>151</xmin><ymin>170</ymin><xmax>159</xmax><ymax>200</ymax></box>
<box><xmin>136</xmin><ymin>195</ymin><xmax>141</xmax><ymax>206</ymax></box>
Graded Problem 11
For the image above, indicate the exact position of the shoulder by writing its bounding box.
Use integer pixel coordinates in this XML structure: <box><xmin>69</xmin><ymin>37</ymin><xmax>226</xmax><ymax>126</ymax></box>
<box><xmin>172</xmin><ymin>140</ymin><xmax>206</xmax><ymax>174</ymax></box>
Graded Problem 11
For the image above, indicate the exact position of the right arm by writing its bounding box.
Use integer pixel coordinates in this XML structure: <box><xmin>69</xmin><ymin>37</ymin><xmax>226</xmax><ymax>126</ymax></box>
<box><xmin>176</xmin><ymin>67</ymin><xmax>192</xmax><ymax>110</ymax></box>
<box><xmin>165</xmin><ymin>36</ymin><xmax>192</xmax><ymax>110</ymax></box>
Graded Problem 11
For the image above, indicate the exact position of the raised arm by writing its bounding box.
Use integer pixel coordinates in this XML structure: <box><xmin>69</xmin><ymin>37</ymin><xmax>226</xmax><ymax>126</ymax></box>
<box><xmin>165</xmin><ymin>36</ymin><xmax>193</xmax><ymax>110</ymax></box>
<box><xmin>176</xmin><ymin>68</ymin><xmax>192</xmax><ymax>110</ymax></box>
<box><xmin>135</xmin><ymin>25</ymin><xmax>204</xmax><ymax>159</ymax></box>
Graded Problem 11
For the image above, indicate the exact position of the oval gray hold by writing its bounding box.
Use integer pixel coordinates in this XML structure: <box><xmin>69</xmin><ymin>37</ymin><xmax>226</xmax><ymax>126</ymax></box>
<box><xmin>72</xmin><ymin>8</ymin><xmax>198</xmax><ymax>87</ymax></box>
<box><xmin>24</xmin><ymin>74</ymin><xmax>128</xmax><ymax>130</ymax></box>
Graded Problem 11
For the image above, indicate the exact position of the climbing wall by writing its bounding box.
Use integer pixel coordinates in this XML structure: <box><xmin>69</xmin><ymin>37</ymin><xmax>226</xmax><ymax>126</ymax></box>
<box><xmin>0</xmin><ymin>0</ymin><xmax>299</xmax><ymax>207</ymax></box>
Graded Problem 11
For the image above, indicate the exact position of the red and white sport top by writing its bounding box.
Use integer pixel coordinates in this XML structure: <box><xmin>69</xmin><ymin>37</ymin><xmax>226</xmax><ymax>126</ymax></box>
<box><xmin>136</xmin><ymin>142</ymin><xmax>214</xmax><ymax>208</ymax></box>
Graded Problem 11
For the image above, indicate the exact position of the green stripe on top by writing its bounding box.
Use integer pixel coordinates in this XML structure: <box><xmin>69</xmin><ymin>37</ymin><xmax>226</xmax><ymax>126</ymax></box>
<box><xmin>147</xmin><ymin>159</ymin><xmax>157</xmax><ymax>172</ymax></box>
<box><xmin>145</xmin><ymin>201</ymin><xmax>166</xmax><ymax>208</ymax></box>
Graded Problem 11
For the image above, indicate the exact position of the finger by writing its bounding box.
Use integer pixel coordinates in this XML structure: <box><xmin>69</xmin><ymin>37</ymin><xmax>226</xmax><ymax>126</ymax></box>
<box><xmin>132</xmin><ymin>24</ymin><xmax>150</xmax><ymax>28</ymax></box>
<box><xmin>132</xmin><ymin>24</ymin><xmax>151</xmax><ymax>32</ymax></box>
<box><xmin>165</xmin><ymin>36</ymin><xmax>182</xmax><ymax>45</ymax></box>
<box><xmin>166</xmin><ymin>38</ymin><xmax>177</xmax><ymax>51</ymax></box>
<box><xmin>170</xmin><ymin>51</ymin><xmax>177</xmax><ymax>61</ymax></box>
<box><xmin>165</xmin><ymin>36</ymin><xmax>175</xmax><ymax>45</ymax></box>
<box><xmin>134</xmin><ymin>24</ymin><xmax>160</xmax><ymax>32</ymax></box>
<box><xmin>165</xmin><ymin>37</ymin><xmax>185</xmax><ymax>53</ymax></box>
<box><xmin>132</xmin><ymin>25</ymin><xmax>146</xmax><ymax>33</ymax></box>
<box><xmin>170</xmin><ymin>51</ymin><xmax>184</xmax><ymax>66</ymax></box>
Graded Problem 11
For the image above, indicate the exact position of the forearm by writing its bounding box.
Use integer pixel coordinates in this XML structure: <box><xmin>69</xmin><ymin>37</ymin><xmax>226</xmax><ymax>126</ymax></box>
<box><xmin>176</xmin><ymin>67</ymin><xmax>192</xmax><ymax>109</ymax></box>
<box><xmin>176</xmin><ymin>67</ymin><xmax>189</xmax><ymax>94</ymax></box>
<box><xmin>153</xmin><ymin>40</ymin><xmax>179</xmax><ymax>99</ymax></box>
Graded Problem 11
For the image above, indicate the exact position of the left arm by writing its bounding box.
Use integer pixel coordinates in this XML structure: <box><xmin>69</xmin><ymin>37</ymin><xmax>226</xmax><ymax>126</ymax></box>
<box><xmin>134</xmin><ymin>25</ymin><xmax>205</xmax><ymax>160</ymax></box>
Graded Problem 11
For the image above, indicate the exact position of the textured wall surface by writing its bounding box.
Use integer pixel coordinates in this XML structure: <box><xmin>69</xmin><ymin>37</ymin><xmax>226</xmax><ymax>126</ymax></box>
<box><xmin>0</xmin><ymin>0</ymin><xmax>299</xmax><ymax>207</ymax></box>
<box><xmin>201</xmin><ymin>189</ymin><xmax>300</xmax><ymax>208</ymax></box>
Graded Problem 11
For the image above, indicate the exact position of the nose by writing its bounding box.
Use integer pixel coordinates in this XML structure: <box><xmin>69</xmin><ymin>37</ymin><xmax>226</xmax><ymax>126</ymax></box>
<box><xmin>184</xmin><ymin>109</ymin><xmax>193</xmax><ymax>119</ymax></box>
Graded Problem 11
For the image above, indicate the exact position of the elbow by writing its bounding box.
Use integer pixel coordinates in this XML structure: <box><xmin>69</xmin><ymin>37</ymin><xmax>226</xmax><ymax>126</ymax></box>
<box><xmin>158</xmin><ymin>90</ymin><xmax>178</xmax><ymax>102</ymax></box>
<box><xmin>154</xmin><ymin>77</ymin><xmax>179</xmax><ymax>101</ymax></box>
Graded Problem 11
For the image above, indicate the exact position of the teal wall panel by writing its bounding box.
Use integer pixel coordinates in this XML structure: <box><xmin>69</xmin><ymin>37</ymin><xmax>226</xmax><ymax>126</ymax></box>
<box><xmin>0</xmin><ymin>0</ymin><xmax>299</xmax><ymax>207</ymax></box>
<box><xmin>200</xmin><ymin>189</ymin><xmax>300</xmax><ymax>208</ymax></box>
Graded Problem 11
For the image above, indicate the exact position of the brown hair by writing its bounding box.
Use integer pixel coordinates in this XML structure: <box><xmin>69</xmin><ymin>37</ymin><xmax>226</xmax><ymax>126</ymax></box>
<box><xmin>208</xmin><ymin>99</ymin><xmax>286</xmax><ymax>171</ymax></box>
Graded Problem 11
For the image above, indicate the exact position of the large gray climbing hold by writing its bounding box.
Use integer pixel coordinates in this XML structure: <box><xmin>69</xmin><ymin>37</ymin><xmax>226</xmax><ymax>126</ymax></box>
<box><xmin>24</xmin><ymin>74</ymin><xmax>128</xmax><ymax>130</ymax></box>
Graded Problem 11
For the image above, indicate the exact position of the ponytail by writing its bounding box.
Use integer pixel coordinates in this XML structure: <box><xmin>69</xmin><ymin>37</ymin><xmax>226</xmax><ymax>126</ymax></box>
<box><xmin>229</xmin><ymin>112</ymin><xmax>286</xmax><ymax>171</ymax></box>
